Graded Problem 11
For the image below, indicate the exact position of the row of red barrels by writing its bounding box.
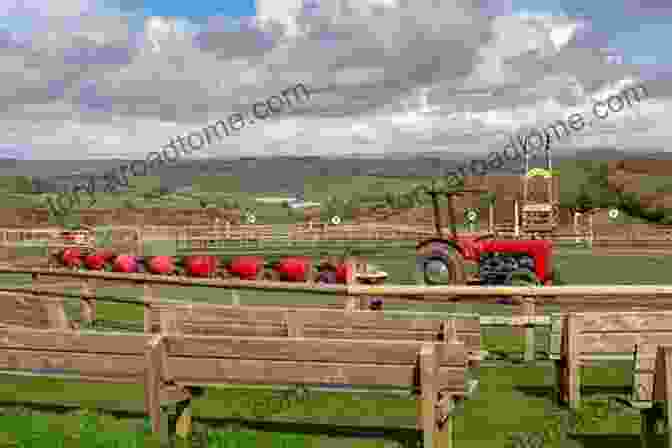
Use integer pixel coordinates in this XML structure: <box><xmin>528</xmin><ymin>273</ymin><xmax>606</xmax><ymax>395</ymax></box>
<box><xmin>57</xmin><ymin>247</ymin><xmax>353</xmax><ymax>283</ymax></box>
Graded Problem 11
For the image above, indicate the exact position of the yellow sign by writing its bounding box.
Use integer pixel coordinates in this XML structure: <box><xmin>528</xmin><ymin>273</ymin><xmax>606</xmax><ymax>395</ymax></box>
<box><xmin>526</xmin><ymin>168</ymin><xmax>558</xmax><ymax>178</ymax></box>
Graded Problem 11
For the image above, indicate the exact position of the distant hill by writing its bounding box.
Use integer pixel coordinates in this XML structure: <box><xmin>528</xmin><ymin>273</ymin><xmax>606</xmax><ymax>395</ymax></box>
<box><xmin>0</xmin><ymin>147</ymin><xmax>670</xmax><ymax>196</ymax></box>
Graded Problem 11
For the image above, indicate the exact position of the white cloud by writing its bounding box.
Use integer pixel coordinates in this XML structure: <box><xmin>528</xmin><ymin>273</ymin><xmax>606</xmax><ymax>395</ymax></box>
<box><xmin>0</xmin><ymin>0</ymin><xmax>668</xmax><ymax>161</ymax></box>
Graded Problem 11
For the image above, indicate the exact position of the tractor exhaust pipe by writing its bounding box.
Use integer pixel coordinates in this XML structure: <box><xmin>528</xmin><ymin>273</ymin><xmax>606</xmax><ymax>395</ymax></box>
<box><xmin>431</xmin><ymin>193</ymin><xmax>443</xmax><ymax>239</ymax></box>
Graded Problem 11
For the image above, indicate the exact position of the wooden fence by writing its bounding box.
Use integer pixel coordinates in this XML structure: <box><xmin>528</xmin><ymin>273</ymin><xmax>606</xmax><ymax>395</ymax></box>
<box><xmin>3</xmin><ymin>221</ymin><xmax>672</xmax><ymax>246</ymax></box>
<box><xmin>9</xmin><ymin>221</ymin><xmax>672</xmax><ymax>260</ymax></box>
<box><xmin>0</xmin><ymin>222</ymin><xmax>598</xmax><ymax>247</ymax></box>
<box><xmin>7</xmin><ymin>266</ymin><xmax>672</xmax><ymax>363</ymax></box>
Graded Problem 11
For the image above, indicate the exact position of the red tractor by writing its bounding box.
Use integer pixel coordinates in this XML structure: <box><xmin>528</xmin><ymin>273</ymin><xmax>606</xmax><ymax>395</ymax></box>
<box><xmin>415</xmin><ymin>182</ymin><xmax>556</xmax><ymax>286</ymax></box>
<box><xmin>417</xmin><ymin>237</ymin><xmax>554</xmax><ymax>286</ymax></box>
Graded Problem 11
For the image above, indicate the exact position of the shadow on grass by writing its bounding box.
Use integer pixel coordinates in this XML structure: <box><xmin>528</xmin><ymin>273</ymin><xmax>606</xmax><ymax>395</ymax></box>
<box><xmin>568</xmin><ymin>433</ymin><xmax>651</xmax><ymax>448</ymax></box>
<box><xmin>0</xmin><ymin>398</ymin><xmax>420</xmax><ymax>447</ymax></box>
<box><xmin>514</xmin><ymin>385</ymin><xmax>633</xmax><ymax>401</ymax></box>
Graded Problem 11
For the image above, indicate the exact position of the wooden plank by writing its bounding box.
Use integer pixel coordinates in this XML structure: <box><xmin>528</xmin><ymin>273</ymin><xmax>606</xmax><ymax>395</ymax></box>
<box><xmin>168</xmin><ymin>358</ymin><xmax>466</xmax><ymax>391</ymax></box>
<box><xmin>0</xmin><ymin>350</ymin><xmax>145</xmax><ymax>380</ymax></box>
<box><xmin>0</xmin><ymin>327</ymin><xmax>148</xmax><ymax>354</ymax></box>
<box><xmin>153</xmin><ymin>304</ymin><xmax>291</xmax><ymax>324</ymax></box>
<box><xmin>554</xmin><ymin>301</ymin><xmax>672</xmax><ymax>312</ymax></box>
<box><xmin>579</xmin><ymin>312</ymin><xmax>672</xmax><ymax>332</ymax></box>
<box><xmin>578</xmin><ymin>333</ymin><xmax>672</xmax><ymax>357</ymax></box>
<box><xmin>178</xmin><ymin>324</ymin><xmax>287</xmax><ymax>337</ymax></box>
<box><xmin>294</xmin><ymin>309</ymin><xmax>480</xmax><ymax>332</ymax></box>
<box><xmin>163</xmin><ymin>335</ymin><xmax>467</xmax><ymax>366</ymax></box>
<box><xmin>168</xmin><ymin>324</ymin><xmax>478</xmax><ymax>350</ymax></box>
<box><xmin>299</xmin><ymin>328</ymin><xmax>480</xmax><ymax>351</ymax></box>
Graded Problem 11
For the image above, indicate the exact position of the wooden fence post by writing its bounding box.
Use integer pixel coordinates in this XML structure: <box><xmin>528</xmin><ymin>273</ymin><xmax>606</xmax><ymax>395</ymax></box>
<box><xmin>441</xmin><ymin>320</ymin><xmax>458</xmax><ymax>344</ymax></box>
<box><xmin>419</xmin><ymin>343</ymin><xmax>448</xmax><ymax>448</ymax></box>
<box><xmin>231</xmin><ymin>289</ymin><xmax>241</xmax><ymax>306</ymax></box>
<box><xmin>285</xmin><ymin>310</ymin><xmax>304</xmax><ymax>338</ymax></box>
<box><xmin>44</xmin><ymin>298</ymin><xmax>70</xmax><ymax>330</ymax></box>
<box><xmin>135</xmin><ymin>228</ymin><xmax>143</xmax><ymax>256</ymax></box>
<box><xmin>143</xmin><ymin>284</ymin><xmax>154</xmax><ymax>333</ymax></box>
<box><xmin>144</xmin><ymin>335</ymin><xmax>168</xmax><ymax>443</ymax></box>
<box><xmin>160</xmin><ymin>308</ymin><xmax>180</xmax><ymax>336</ymax></box>
<box><xmin>522</xmin><ymin>298</ymin><xmax>536</xmax><ymax>362</ymax></box>
<box><xmin>80</xmin><ymin>279</ymin><xmax>96</xmax><ymax>327</ymax></box>
<box><xmin>566</xmin><ymin>314</ymin><xmax>580</xmax><ymax>409</ymax></box>
<box><xmin>488</xmin><ymin>203</ymin><xmax>494</xmax><ymax>234</ymax></box>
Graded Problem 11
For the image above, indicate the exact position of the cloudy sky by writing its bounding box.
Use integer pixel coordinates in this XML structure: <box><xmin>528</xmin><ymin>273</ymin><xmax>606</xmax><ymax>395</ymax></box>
<box><xmin>0</xmin><ymin>0</ymin><xmax>670</xmax><ymax>161</ymax></box>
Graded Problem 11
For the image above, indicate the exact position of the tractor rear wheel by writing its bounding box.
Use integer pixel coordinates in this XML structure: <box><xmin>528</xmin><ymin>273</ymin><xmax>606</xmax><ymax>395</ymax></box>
<box><xmin>422</xmin><ymin>252</ymin><xmax>466</xmax><ymax>285</ymax></box>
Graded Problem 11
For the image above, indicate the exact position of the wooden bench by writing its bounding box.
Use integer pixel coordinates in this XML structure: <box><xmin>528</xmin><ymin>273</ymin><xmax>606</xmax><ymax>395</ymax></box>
<box><xmin>558</xmin><ymin>311</ymin><xmax>672</xmax><ymax>410</ymax></box>
<box><xmin>0</xmin><ymin>325</ymin><xmax>190</xmax><ymax>446</ymax></box>
<box><xmin>147</xmin><ymin>302</ymin><xmax>482</xmax><ymax>367</ymax></box>
<box><xmin>0</xmin><ymin>291</ymin><xmax>72</xmax><ymax>330</ymax></box>
<box><xmin>0</xmin><ymin>325</ymin><xmax>475</xmax><ymax>448</ymax></box>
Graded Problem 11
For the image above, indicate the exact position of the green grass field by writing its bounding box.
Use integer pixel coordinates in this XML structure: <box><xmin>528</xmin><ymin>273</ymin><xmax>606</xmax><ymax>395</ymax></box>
<box><xmin>0</xmin><ymin>241</ymin><xmax>670</xmax><ymax>447</ymax></box>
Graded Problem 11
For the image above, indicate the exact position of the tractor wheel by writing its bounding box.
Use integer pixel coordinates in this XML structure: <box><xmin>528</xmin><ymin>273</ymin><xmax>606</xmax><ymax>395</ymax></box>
<box><xmin>421</xmin><ymin>252</ymin><xmax>466</xmax><ymax>285</ymax></box>
<box><xmin>506</xmin><ymin>268</ymin><xmax>540</xmax><ymax>286</ymax></box>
